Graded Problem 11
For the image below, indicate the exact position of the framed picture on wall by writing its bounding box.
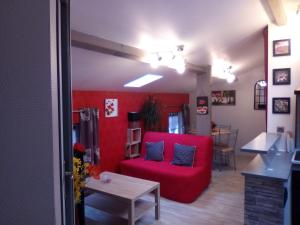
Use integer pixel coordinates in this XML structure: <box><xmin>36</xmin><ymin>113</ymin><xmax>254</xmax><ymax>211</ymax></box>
<box><xmin>196</xmin><ymin>96</ymin><xmax>208</xmax><ymax>115</ymax></box>
<box><xmin>273</xmin><ymin>39</ymin><xmax>291</xmax><ymax>56</ymax></box>
<box><xmin>273</xmin><ymin>68</ymin><xmax>291</xmax><ymax>85</ymax></box>
<box><xmin>105</xmin><ymin>98</ymin><xmax>118</xmax><ymax>117</ymax></box>
<box><xmin>272</xmin><ymin>97</ymin><xmax>290</xmax><ymax>114</ymax></box>
<box><xmin>211</xmin><ymin>90</ymin><xmax>236</xmax><ymax>105</ymax></box>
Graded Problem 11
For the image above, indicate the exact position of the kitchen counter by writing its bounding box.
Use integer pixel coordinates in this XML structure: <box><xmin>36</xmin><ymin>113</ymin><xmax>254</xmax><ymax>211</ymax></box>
<box><xmin>240</xmin><ymin>132</ymin><xmax>280</xmax><ymax>154</ymax></box>
<box><xmin>241</xmin><ymin>150</ymin><xmax>293</xmax><ymax>181</ymax></box>
<box><xmin>241</xmin><ymin>132</ymin><xmax>292</xmax><ymax>225</ymax></box>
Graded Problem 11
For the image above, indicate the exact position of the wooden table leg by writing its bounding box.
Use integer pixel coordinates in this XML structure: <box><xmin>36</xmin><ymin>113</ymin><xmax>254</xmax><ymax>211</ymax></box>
<box><xmin>128</xmin><ymin>200</ymin><xmax>135</xmax><ymax>225</ymax></box>
<box><xmin>154</xmin><ymin>186</ymin><xmax>160</xmax><ymax>220</ymax></box>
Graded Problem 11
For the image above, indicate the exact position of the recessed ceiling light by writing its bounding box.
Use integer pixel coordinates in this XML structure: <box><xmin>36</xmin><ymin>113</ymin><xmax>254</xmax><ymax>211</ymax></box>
<box><xmin>124</xmin><ymin>74</ymin><xmax>163</xmax><ymax>88</ymax></box>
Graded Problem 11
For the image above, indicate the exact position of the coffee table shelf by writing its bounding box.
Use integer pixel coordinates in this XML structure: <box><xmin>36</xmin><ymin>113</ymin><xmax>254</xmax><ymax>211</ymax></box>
<box><xmin>85</xmin><ymin>193</ymin><xmax>156</xmax><ymax>221</ymax></box>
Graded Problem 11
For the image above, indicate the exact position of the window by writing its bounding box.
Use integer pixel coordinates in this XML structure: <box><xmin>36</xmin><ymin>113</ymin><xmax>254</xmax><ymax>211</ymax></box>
<box><xmin>168</xmin><ymin>112</ymin><xmax>184</xmax><ymax>134</ymax></box>
<box><xmin>72</xmin><ymin>123</ymin><xmax>80</xmax><ymax>144</ymax></box>
<box><xmin>254</xmin><ymin>80</ymin><xmax>266</xmax><ymax>110</ymax></box>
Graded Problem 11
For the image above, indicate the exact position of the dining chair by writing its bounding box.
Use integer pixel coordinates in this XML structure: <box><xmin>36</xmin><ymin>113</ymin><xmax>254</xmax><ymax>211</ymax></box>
<box><xmin>213</xmin><ymin>129</ymin><xmax>239</xmax><ymax>171</ymax></box>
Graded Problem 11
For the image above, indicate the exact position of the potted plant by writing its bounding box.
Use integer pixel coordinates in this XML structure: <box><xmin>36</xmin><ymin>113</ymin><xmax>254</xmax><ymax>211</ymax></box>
<box><xmin>140</xmin><ymin>96</ymin><xmax>162</xmax><ymax>131</ymax></box>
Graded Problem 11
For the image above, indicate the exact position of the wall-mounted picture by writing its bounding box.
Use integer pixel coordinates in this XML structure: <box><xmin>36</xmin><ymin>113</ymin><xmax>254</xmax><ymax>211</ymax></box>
<box><xmin>273</xmin><ymin>39</ymin><xmax>291</xmax><ymax>57</ymax></box>
<box><xmin>105</xmin><ymin>98</ymin><xmax>118</xmax><ymax>117</ymax></box>
<box><xmin>212</xmin><ymin>90</ymin><xmax>236</xmax><ymax>105</ymax></box>
<box><xmin>196</xmin><ymin>96</ymin><xmax>208</xmax><ymax>115</ymax></box>
<box><xmin>272</xmin><ymin>97</ymin><xmax>290</xmax><ymax>114</ymax></box>
<box><xmin>273</xmin><ymin>68</ymin><xmax>291</xmax><ymax>85</ymax></box>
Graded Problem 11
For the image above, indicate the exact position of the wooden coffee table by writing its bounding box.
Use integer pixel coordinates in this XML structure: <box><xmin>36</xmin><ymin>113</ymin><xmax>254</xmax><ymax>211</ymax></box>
<box><xmin>85</xmin><ymin>171</ymin><xmax>160</xmax><ymax>225</ymax></box>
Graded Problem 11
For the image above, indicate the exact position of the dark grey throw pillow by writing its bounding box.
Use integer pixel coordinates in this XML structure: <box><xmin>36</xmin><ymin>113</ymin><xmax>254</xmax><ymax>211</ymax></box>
<box><xmin>145</xmin><ymin>141</ymin><xmax>164</xmax><ymax>161</ymax></box>
<box><xmin>172</xmin><ymin>143</ymin><xmax>196</xmax><ymax>167</ymax></box>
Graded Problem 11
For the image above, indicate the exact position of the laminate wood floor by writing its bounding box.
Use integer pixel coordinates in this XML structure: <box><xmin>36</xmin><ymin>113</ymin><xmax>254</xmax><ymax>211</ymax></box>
<box><xmin>85</xmin><ymin>155</ymin><xmax>254</xmax><ymax>225</ymax></box>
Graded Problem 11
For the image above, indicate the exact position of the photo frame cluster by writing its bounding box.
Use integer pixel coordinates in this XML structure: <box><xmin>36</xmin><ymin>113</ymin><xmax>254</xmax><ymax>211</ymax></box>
<box><xmin>271</xmin><ymin>39</ymin><xmax>291</xmax><ymax>114</ymax></box>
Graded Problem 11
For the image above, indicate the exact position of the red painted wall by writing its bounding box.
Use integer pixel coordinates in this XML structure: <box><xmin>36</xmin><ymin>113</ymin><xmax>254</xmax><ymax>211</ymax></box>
<box><xmin>72</xmin><ymin>90</ymin><xmax>189</xmax><ymax>172</ymax></box>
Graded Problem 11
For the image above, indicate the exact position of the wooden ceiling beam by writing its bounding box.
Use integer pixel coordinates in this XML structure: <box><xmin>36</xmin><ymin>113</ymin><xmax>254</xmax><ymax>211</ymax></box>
<box><xmin>266</xmin><ymin>0</ymin><xmax>287</xmax><ymax>26</ymax></box>
<box><xmin>71</xmin><ymin>30</ymin><xmax>207</xmax><ymax>74</ymax></box>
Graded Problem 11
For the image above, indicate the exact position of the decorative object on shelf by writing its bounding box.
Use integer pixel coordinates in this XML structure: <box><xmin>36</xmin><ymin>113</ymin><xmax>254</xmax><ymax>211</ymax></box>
<box><xmin>128</xmin><ymin>112</ymin><xmax>140</xmax><ymax>128</ymax></box>
<box><xmin>273</xmin><ymin>39</ymin><xmax>291</xmax><ymax>56</ymax></box>
<box><xmin>196</xmin><ymin>96</ymin><xmax>208</xmax><ymax>115</ymax></box>
<box><xmin>140</xmin><ymin>96</ymin><xmax>162</xmax><ymax>131</ymax></box>
<box><xmin>212</xmin><ymin>90</ymin><xmax>236</xmax><ymax>105</ymax></box>
<box><xmin>273</xmin><ymin>68</ymin><xmax>291</xmax><ymax>85</ymax></box>
<box><xmin>272</xmin><ymin>97</ymin><xmax>290</xmax><ymax>114</ymax></box>
<box><xmin>105</xmin><ymin>98</ymin><xmax>118</xmax><ymax>117</ymax></box>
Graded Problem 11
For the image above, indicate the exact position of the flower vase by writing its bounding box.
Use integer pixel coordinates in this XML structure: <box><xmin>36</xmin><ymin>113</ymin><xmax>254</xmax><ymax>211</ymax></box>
<box><xmin>75</xmin><ymin>192</ymin><xmax>85</xmax><ymax>225</ymax></box>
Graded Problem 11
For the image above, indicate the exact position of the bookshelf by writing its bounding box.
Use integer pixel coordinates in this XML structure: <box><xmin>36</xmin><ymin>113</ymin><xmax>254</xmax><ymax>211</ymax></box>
<box><xmin>126</xmin><ymin>128</ymin><xmax>141</xmax><ymax>158</ymax></box>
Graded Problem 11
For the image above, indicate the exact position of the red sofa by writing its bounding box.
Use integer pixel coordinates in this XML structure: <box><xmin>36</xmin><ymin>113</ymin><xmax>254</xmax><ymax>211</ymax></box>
<box><xmin>120</xmin><ymin>132</ymin><xmax>213</xmax><ymax>203</ymax></box>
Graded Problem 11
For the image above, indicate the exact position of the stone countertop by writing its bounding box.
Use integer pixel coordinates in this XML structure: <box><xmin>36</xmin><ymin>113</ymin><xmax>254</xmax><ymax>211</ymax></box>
<box><xmin>241</xmin><ymin>150</ymin><xmax>293</xmax><ymax>181</ymax></box>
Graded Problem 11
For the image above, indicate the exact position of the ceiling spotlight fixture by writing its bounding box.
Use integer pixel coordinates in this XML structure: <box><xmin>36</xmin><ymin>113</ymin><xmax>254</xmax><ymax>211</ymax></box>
<box><xmin>258</xmin><ymin>80</ymin><xmax>267</xmax><ymax>87</ymax></box>
<box><xmin>212</xmin><ymin>59</ymin><xmax>236</xmax><ymax>83</ymax></box>
<box><xmin>146</xmin><ymin>45</ymin><xmax>186</xmax><ymax>74</ymax></box>
<box><xmin>226</xmin><ymin>73</ymin><xmax>236</xmax><ymax>83</ymax></box>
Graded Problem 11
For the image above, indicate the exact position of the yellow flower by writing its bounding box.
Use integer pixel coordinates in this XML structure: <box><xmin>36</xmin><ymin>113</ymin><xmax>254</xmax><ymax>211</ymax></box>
<box><xmin>73</xmin><ymin>157</ymin><xmax>89</xmax><ymax>203</ymax></box>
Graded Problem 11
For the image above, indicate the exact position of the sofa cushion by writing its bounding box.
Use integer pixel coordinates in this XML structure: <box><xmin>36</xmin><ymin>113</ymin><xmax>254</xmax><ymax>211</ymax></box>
<box><xmin>141</xmin><ymin>132</ymin><xmax>213</xmax><ymax>167</ymax></box>
<box><xmin>145</xmin><ymin>141</ymin><xmax>164</xmax><ymax>161</ymax></box>
<box><xmin>172</xmin><ymin>143</ymin><xmax>196</xmax><ymax>167</ymax></box>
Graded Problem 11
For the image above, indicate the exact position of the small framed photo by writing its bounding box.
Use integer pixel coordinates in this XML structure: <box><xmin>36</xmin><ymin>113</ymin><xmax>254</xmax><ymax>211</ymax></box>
<box><xmin>272</xmin><ymin>97</ymin><xmax>290</xmax><ymax>114</ymax></box>
<box><xmin>273</xmin><ymin>39</ymin><xmax>291</xmax><ymax>56</ymax></box>
<box><xmin>273</xmin><ymin>68</ymin><xmax>291</xmax><ymax>85</ymax></box>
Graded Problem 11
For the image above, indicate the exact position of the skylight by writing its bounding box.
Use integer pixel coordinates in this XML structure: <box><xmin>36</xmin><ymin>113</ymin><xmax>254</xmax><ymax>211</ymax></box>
<box><xmin>124</xmin><ymin>74</ymin><xmax>163</xmax><ymax>88</ymax></box>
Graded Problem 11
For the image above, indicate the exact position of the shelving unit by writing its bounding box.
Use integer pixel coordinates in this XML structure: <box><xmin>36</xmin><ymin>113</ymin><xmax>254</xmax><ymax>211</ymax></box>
<box><xmin>126</xmin><ymin>128</ymin><xmax>141</xmax><ymax>158</ymax></box>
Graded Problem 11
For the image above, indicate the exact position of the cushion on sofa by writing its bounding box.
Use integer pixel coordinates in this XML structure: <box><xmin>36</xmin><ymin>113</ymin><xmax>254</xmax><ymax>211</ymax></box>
<box><xmin>145</xmin><ymin>141</ymin><xmax>164</xmax><ymax>161</ymax></box>
<box><xmin>172</xmin><ymin>143</ymin><xmax>196</xmax><ymax>167</ymax></box>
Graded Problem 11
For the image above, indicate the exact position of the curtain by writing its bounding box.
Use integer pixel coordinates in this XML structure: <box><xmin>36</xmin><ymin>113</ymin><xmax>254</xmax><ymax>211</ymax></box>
<box><xmin>79</xmin><ymin>108</ymin><xmax>99</xmax><ymax>165</ymax></box>
<box><xmin>182</xmin><ymin>104</ymin><xmax>190</xmax><ymax>134</ymax></box>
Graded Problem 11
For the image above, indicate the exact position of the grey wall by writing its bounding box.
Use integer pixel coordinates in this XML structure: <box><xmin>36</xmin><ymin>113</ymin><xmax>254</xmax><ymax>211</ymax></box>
<box><xmin>0</xmin><ymin>1</ymin><xmax>62</xmax><ymax>225</ymax></box>
<box><xmin>195</xmin><ymin>70</ymin><xmax>211</xmax><ymax>136</ymax></box>
<box><xmin>190</xmin><ymin>66</ymin><xmax>266</xmax><ymax>153</ymax></box>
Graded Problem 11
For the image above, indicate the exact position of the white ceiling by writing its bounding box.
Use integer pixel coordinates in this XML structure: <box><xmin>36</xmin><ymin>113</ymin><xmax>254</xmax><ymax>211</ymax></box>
<box><xmin>71</xmin><ymin>0</ymin><xmax>271</xmax><ymax>92</ymax></box>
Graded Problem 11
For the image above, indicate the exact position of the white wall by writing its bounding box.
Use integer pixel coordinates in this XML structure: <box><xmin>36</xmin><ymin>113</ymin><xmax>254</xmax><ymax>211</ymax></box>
<box><xmin>190</xmin><ymin>66</ymin><xmax>266</xmax><ymax>152</ymax></box>
<box><xmin>267</xmin><ymin>23</ymin><xmax>300</xmax><ymax>142</ymax></box>
<box><xmin>212</xmin><ymin>67</ymin><xmax>266</xmax><ymax>152</ymax></box>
